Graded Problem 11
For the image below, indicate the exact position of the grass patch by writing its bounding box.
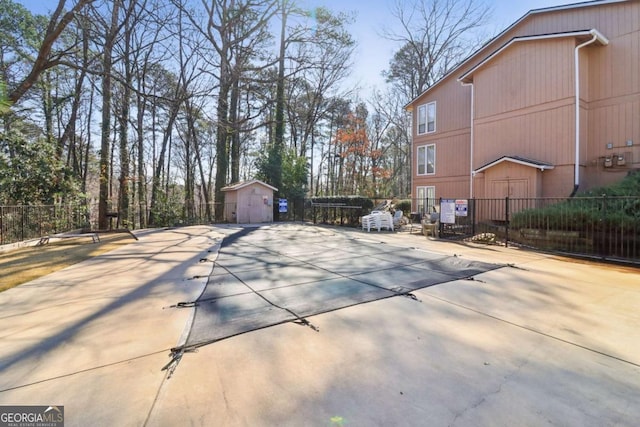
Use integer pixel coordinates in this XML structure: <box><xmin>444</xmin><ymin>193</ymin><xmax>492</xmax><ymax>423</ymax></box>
<box><xmin>0</xmin><ymin>233</ymin><xmax>134</xmax><ymax>292</ymax></box>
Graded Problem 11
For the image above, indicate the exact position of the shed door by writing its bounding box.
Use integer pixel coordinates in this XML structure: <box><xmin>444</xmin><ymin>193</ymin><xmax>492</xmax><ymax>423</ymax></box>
<box><xmin>248</xmin><ymin>194</ymin><xmax>263</xmax><ymax>223</ymax></box>
<box><xmin>491</xmin><ymin>179</ymin><xmax>529</xmax><ymax>198</ymax></box>
<box><xmin>490</xmin><ymin>179</ymin><xmax>529</xmax><ymax>221</ymax></box>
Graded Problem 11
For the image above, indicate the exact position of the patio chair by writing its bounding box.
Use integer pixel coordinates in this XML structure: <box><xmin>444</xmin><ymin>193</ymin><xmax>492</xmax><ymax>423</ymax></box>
<box><xmin>409</xmin><ymin>212</ymin><xmax>422</xmax><ymax>233</ymax></box>
<box><xmin>392</xmin><ymin>210</ymin><xmax>404</xmax><ymax>229</ymax></box>
<box><xmin>422</xmin><ymin>209</ymin><xmax>440</xmax><ymax>238</ymax></box>
<box><xmin>377</xmin><ymin>212</ymin><xmax>394</xmax><ymax>231</ymax></box>
<box><xmin>361</xmin><ymin>214</ymin><xmax>374</xmax><ymax>232</ymax></box>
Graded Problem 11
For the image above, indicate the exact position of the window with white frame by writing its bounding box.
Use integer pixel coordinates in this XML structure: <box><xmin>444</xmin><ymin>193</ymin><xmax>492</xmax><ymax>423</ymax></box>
<box><xmin>416</xmin><ymin>186</ymin><xmax>435</xmax><ymax>215</ymax></box>
<box><xmin>417</xmin><ymin>101</ymin><xmax>436</xmax><ymax>134</ymax></box>
<box><xmin>427</xmin><ymin>102</ymin><xmax>436</xmax><ymax>132</ymax></box>
<box><xmin>417</xmin><ymin>144</ymin><xmax>436</xmax><ymax>175</ymax></box>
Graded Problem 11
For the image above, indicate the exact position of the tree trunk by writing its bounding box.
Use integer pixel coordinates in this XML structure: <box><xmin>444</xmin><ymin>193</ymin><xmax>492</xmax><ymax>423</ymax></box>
<box><xmin>8</xmin><ymin>0</ymin><xmax>94</xmax><ymax>104</ymax></box>
<box><xmin>270</xmin><ymin>1</ymin><xmax>287</xmax><ymax>219</ymax></box>
<box><xmin>214</xmin><ymin>78</ymin><xmax>230</xmax><ymax>222</ymax></box>
<box><xmin>135</xmin><ymin>89</ymin><xmax>147</xmax><ymax>228</ymax></box>
<box><xmin>230</xmin><ymin>78</ymin><xmax>240</xmax><ymax>184</ymax></box>
<box><xmin>98</xmin><ymin>0</ymin><xmax>120</xmax><ymax>230</ymax></box>
<box><xmin>117</xmin><ymin>22</ymin><xmax>132</xmax><ymax>229</ymax></box>
<box><xmin>149</xmin><ymin>101</ymin><xmax>179</xmax><ymax>226</ymax></box>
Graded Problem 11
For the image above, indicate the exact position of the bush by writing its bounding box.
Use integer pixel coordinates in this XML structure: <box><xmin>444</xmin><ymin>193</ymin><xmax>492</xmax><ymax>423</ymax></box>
<box><xmin>510</xmin><ymin>172</ymin><xmax>640</xmax><ymax>233</ymax></box>
<box><xmin>307</xmin><ymin>196</ymin><xmax>373</xmax><ymax>226</ymax></box>
<box><xmin>393</xmin><ymin>199</ymin><xmax>412</xmax><ymax>215</ymax></box>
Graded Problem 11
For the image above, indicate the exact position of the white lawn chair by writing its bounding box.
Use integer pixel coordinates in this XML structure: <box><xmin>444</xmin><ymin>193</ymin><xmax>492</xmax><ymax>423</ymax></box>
<box><xmin>377</xmin><ymin>212</ymin><xmax>394</xmax><ymax>231</ymax></box>
<box><xmin>392</xmin><ymin>210</ymin><xmax>404</xmax><ymax>229</ymax></box>
<box><xmin>361</xmin><ymin>214</ymin><xmax>374</xmax><ymax>232</ymax></box>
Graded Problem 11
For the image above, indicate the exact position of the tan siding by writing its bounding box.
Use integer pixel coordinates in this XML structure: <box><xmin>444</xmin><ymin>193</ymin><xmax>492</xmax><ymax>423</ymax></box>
<box><xmin>414</xmin><ymin>132</ymin><xmax>471</xmax><ymax>178</ymax></box>
<box><xmin>412</xmin><ymin>79</ymin><xmax>471</xmax><ymax>135</ymax></box>
<box><xmin>411</xmin><ymin>75</ymin><xmax>472</xmax><ymax>198</ymax></box>
<box><xmin>541</xmin><ymin>166</ymin><xmax>576</xmax><ymax>196</ymax></box>
<box><xmin>587</xmin><ymin>98</ymin><xmax>640</xmax><ymax>172</ymax></box>
<box><xmin>458</xmin><ymin>3</ymin><xmax>640</xmax><ymax>81</ymax></box>
<box><xmin>589</xmin><ymin>31</ymin><xmax>640</xmax><ymax>101</ymax></box>
<box><xmin>413</xmin><ymin>176</ymin><xmax>469</xmax><ymax>200</ymax></box>
<box><xmin>474</xmin><ymin>39</ymin><xmax>575</xmax><ymax>120</ymax></box>
<box><xmin>410</xmin><ymin>1</ymin><xmax>640</xmax><ymax>199</ymax></box>
<box><xmin>474</xmin><ymin>104</ymin><xmax>575</xmax><ymax>167</ymax></box>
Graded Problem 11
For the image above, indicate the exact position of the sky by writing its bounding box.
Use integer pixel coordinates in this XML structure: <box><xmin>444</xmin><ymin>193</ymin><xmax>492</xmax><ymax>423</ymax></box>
<box><xmin>17</xmin><ymin>0</ymin><xmax>584</xmax><ymax>93</ymax></box>
<box><xmin>299</xmin><ymin>0</ymin><xmax>584</xmax><ymax>93</ymax></box>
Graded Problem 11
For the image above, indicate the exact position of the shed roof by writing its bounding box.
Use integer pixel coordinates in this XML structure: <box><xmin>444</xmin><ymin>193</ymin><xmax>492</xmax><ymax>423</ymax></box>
<box><xmin>473</xmin><ymin>156</ymin><xmax>555</xmax><ymax>174</ymax></box>
<box><xmin>221</xmin><ymin>180</ymin><xmax>278</xmax><ymax>192</ymax></box>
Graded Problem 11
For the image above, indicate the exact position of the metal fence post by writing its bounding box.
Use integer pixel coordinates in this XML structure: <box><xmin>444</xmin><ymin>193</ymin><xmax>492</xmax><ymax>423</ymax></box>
<box><xmin>471</xmin><ymin>198</ymin><xmax>476</xmax><ymax>237</ymax></box>
<box><xmin>600</xmin><ymin>194</ymin><xmax>607</xmax><ymax>257</ymax></box>
<box><xmin>21</xmin><ymin>205</ymin><xmax>25</xmax><ymax>242</ymax></box>
<box><xmin>505</xmin><ymin>196</ymin><xmax>510</xmax><ymax>248</ymax></box>
<box><xmin>438</xmin><ymin>197</ymin><xmax>443</xmax><ymax>237</ymax></box>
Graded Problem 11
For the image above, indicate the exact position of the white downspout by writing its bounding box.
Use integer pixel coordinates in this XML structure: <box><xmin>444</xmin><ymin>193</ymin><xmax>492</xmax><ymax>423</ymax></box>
<box><xmin>573</xmin><ymin>30</ymin><xmax>607</xmax><ymax>196</ymax></box>
<box><xmin>408</xmin><ymin>111</ymin><xmax>414</xmax><ymax>208</ymax></box>
<box><xmin>462</xmin><ymin>82</ymin><xmax>474</xmax><ymax>198</ymax></box>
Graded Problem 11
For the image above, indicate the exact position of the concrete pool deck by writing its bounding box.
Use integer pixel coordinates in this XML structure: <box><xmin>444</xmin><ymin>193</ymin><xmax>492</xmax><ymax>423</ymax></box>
<box><xmin>0</xmin><ymin>224</ymin><xmax>638</xmax><ymax>426</ymax></box>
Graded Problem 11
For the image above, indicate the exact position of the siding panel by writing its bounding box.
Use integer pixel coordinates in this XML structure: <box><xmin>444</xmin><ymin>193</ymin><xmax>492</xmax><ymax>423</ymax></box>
<box><xmin>474</xmin><ymin>39</ymin><xmax>575</xmax><ymax>120</ymax></box>
<box><xmin>410</xmin><ymin>1</ymin><xmax>640</xmax><ymax>199</ymax></box>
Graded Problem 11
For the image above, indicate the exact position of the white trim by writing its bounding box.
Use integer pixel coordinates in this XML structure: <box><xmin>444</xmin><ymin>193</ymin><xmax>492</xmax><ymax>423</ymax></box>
<box><xmin>474</xmin><ymin>156</ymin><xmax>555</xmax><ymax>174</ymax></box>
<box><xmin>417</xmin><ymin>144</ymin><xmax>436</xmax><ymax>176</ymax></box>
<box><xmin>417</xmin><ymin>104</ymin><xmax>427</xmax><ymax>135</ymax></box>
<box><xmin>461</xmin><ymin>82</ymin><xmax>474</xmax><ymax>198</ymax></box>
<box><xmin>416</xmin><ymin>101</ymin><xmax>437</xmax><ymax>134</ymax></box>
<box><xmin>427</xmin><ymin>101</ymin><xmax>436</xmax><ymax>133</ymax></box>
<box><xmin>404</xmin><ymin>0</ymin><xmax>622</xmax><ymax>108</ymax></box>
<box><xmin>574</xmin><ymin>30</ymin><xmax>608</xmax><ymax>189</ymax></box>
<box><xmin>221</xmin><ymin>179</ymin><xmax>278</xmax><ymax>192</ymax></box>
<box><xmin>416</xmin><ymin>186</ymin><xmax>436</xmax><ymax>214</ymax></box>
<box><xmin>459</xmin><ymin>29</ymin><xmax>608</xmax><ymax>83</ymax></box>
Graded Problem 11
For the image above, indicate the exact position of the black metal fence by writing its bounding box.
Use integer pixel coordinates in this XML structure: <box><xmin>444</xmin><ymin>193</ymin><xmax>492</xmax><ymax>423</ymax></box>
<box><xmin>0</xmin><ymin>205</ymin><xmax>90</xmax><ymax>245</ymax></box>
<box><xmin>3</xmin><ymin>197</ymin><xmax>639</xmax><ymax>264</ymax></box>
<box><xmin>407</xmin><ymin>197</ymin><xmax>639</xmax><ymax>264</ymax></box>
<box><xmin>0</xmin><ymin>202</ymin><xmax>219</xmax><ymax>246</ymax></box>
<box><xmin>306</xmin><ymin>202</ymin><xmax>367</xmax><ymax>226</ymax></box>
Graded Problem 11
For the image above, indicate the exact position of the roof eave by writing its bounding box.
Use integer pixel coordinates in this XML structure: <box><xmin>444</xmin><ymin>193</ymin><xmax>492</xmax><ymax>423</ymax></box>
<box><xmin>221</xmin><ymin>179</ymin><xmax>278</xmax><ymax>192</ymax></box>
<box><xmin>405</xmin><ymin>0</ymin><xmax>623</xmax><ymax>107</ymax></box>
<box><xmin>458</xmin><ymin>29</ymin><xmax>608</xmax><ymax>84</ymax></box>
<box><xmin>474</xmin><ymin>157</ymin><xmax>555</xmax><ymax>174</ymax></box>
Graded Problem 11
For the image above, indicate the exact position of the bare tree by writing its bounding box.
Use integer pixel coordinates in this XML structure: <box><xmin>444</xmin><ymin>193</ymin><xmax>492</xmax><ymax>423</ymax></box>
<box><xmin>284</xmin><ymin>7</ymin><xmax>355</xmax><ymax>195</ymax></box>
<box><xmin>129</xmin><ymin>1</ymin><xmax>176</xmax><ymax>228</ymax></box>
<box><xmin>181</xmin><ymin>0</ymin><xmax>277</xmax><ymax>221</ymax></box>
<box><xmin>96</xmin><ymin>0</ymin><xmax>121</xmax><ymax>230</ymax></box>
<box><xmin>382</xmin><ymin>0</ymin><xmax>491</xmax><ymax>100</ymax></box>
<box><xmin>369</xmin><ymin>86</ymin><xmax>412</xmax><ymax>197</ymax></box>
<box><xmin>8</xmin><ymin>0</ymin><xmax>94</xmax><ymax>104</ymax></box>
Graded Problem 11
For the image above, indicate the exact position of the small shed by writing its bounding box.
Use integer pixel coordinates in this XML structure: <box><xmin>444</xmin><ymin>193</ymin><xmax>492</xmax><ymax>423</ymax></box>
<box><xmin>221</xmin><ymin>180</ymin><xmax>278</xmax><ymax>224</ymax></box>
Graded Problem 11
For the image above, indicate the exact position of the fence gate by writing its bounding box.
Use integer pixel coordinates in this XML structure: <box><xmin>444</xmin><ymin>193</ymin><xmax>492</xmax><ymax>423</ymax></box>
<box><xmin>438</xmin><ymin>199</ymin><xmax>476</xmax><ymax>239</ymax></box>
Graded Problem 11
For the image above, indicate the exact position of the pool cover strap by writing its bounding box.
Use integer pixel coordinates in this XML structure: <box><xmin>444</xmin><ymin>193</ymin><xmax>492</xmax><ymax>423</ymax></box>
<box><xmin>171</xmin><ymin>226</ymin><xmax>503</xmax><ymax>354</ymax></box>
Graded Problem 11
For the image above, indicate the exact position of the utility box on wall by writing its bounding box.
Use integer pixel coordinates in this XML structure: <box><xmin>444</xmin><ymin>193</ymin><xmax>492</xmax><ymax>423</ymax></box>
<box><xmin>221</xmin><ymin>180</ymin><xmax>278</xmax><ymax>224</ymax></box>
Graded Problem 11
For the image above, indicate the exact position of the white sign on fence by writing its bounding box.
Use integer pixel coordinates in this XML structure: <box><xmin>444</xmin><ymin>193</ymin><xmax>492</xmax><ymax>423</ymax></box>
<box><xmin>440</xmin><ymin>199</ymin><xmax>456</xmax><ymax>224</ymax></box>
<box><xmin>278</xmin><ymin>199</ymin><xmax>288</xmax><ymax>213</ymax></box>
<box><xmin>455</xmin><ymin>199</ymin><xmax>468</xmax><ymax>217</ymax></box>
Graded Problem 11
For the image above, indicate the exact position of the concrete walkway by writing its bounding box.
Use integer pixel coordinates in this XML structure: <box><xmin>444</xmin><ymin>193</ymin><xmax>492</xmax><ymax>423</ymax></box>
<box><xmin>1</xmin><ymin>224</ymin><xmax>639</xmax><ymax>426</ymax></box>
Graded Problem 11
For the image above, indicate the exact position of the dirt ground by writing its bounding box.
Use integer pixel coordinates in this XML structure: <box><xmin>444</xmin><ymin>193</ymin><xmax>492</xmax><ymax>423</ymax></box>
<box><xmin>0</xmin><ymin>233</ymin><xmax>136</xmax><ymax>292</ymax></box>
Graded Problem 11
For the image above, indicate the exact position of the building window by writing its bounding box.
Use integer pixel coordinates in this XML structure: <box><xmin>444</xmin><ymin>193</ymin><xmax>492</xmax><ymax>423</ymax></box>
<box><xmin>417</xmin><ymin>101</ymin><xmax>436</xmax><ymax>134</ymax></box>
<box><xmin>416</xmin><ymin>186</ymin><xmax>435</xmax><ymax>214</ymax></box>
<box><xmin>417</xmin><ymin>144</ymin><xmax>436</xmax><ymax>175</ymax></box>
<box><xmin>427</xmin><ymin>102</ymin><xmax>436</xmax><ymax>133</ymax></box>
